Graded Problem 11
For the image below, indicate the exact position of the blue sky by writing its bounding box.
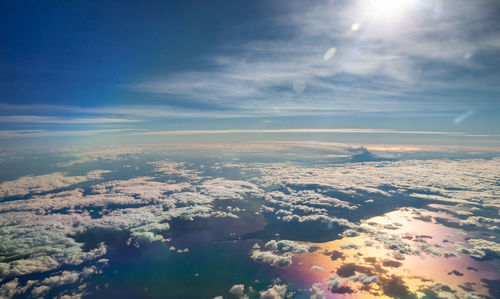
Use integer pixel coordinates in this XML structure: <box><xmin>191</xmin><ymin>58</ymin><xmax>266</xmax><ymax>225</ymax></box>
<box><xmin>1</xmin><ymin>0</ymin><xmax>499</xmax><ymax>148</ymax></box>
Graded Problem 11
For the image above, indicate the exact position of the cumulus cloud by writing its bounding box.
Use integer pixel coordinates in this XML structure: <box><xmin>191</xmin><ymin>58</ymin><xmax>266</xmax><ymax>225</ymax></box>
<box><xmin>0</xmin><ymin>278</ymin><xmax>24</xmax><ymax>298</ymax></box>
<box><xmin>0</xmin><ymin>170</ymin><xmax>110</xmax><ymax>199</ymax></box>
<box><xmin>264</xmin><ymin>240</ymin><xmax>311</xmax><ymax>253</ymax></box>
<box><xmin>462</xmin><ymin>238</ymin><xmax>500</xmax><ymax>259</ymax></box>
<box><xmin>347</xmin><ymin>273</ymin><xmax>378</xmax><ymax>285</ymax></box>
<box><xmin>2</xmin><ymin>149</ymin><xmax>499</xmax><ymax>299</ymax></box>
<box><xmin>200</xmin><ymin>178</ymin><xmax>264</xmax><ymax>200</ymax></box>
<box><xmin>0</xmin><ymin>174</ymin><xmax>241</xmax><ymax>288</ymax></box>
<box><xmin>31</xmin><ymin>285</ymin><xmax>51</xmax><ymax>297</ymax></box>
<box><xmin>309</xmin><ymin>282</ymin><xmax>325</xmax><ymax>299</ymax></box>
<box><xmin>41</xmin><ymin>270</ymin><xmax>81</xmax><ymax>286</ymax></box>
<box><xmin>327</xmin><ymin>275</ymin><xmax>341</xmax><ymax>290</ymax></box>
<box><xmin>254</xmin><ymin>158</ymin><xmax>500</xmax><ymax>209</ymax></box>
<box><xmin>150</xmin><ymin>160</ymin><xmax>204</xmax><ymax>182</ymax></box>
<box><xmin>250</xmin><ymin>240</ymin><xmax>315</xmax><ymax>267</ymax></box>
<box><xmin>259</xmin><ymin>284</ymin><xmax>287</xmax><ymax>299</ymax></box>
<box><xmin>229</xmin><ymin>284</ymin><xmax>245</xmax><ymax>296</ymax></box>
<box><xmin>250</xmin><ymin>250</ymin><xmax>292</xmax><ymax>267</ymax></box>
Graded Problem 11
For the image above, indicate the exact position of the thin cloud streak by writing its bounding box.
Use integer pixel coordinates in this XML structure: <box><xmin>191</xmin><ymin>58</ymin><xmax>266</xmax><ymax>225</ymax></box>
<box><xmin>127</xmin><ymin>128</ymin><xmax>494</xmax><ymax>137</ymax></box>
<box><xmin>0</xmin><ymin>115</ymin><xmax>142</xmax><ymax>124</ymax></box>
<box><xmin>0</xmin><ymin>129</ymin><xmax>133</xmax><ymax>139</ymax></box>
<box><xmin>0</xmin><ymin>103</ymin><xmax>461</xmax><ymax>120</ymax></box>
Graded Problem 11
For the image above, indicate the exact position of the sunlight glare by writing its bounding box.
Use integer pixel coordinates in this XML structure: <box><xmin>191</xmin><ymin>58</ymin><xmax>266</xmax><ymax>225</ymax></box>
<box><xmin>367</xmin><ymin>0</ymin><xmax>415</xmax><ymax>19</ymax></box>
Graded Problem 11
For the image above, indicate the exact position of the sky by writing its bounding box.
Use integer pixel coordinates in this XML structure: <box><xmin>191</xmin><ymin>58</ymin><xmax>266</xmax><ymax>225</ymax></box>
<box><xmin>1</xmin><ymin>0</ymin><xmax>500</xmax><ymax>149</ymax></box>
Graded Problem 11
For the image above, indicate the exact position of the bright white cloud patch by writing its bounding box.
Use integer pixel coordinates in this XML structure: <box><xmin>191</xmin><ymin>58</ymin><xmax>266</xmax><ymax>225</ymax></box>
<box><xmin>0</xmin><ymin>170</ymin><xmax>110</xmax><ymax>199</ymax></box>
<box><xmin>250</xmin><ymin>240</ymin><xmax>315</xmax><ymax>267</ymax></box>
<box><xmin>199</xmin><ymin>178</ymin><xmax>264</xmax><ymax>200</ymax></box>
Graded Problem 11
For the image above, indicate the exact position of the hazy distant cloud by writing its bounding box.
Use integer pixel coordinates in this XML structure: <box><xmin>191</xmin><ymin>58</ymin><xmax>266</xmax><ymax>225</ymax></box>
<box><xmin>0</xmin><ymin>129</ymin><xmax>132</xmax><ymax>139</ymax></box>
<box><xmin>128</xmin><ymin>128</ymin><xmax>489</xmax><ymax>137</ymax></box>
<box><xmin>150</xmin><ymin>160</ymin><xmax>204</xmax><ymax>182</ymax></box>
<box><xmin>55</xmin><ymin>146</ymin><xmax>155</xmax><ymax>167</ymax></box>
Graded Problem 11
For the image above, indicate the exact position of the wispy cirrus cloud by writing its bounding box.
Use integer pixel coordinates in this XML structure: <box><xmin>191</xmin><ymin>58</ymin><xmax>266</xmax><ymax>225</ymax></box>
<box><xmin>0</xmin><ymin>102</ymin><xmax>462</xmax><ymax>119</ymax></box>
<box><xmin>128</xmin><ymin>128</ymin><xmax>496</xmax><ymax>137</ymax></box>
<box><xmin>0</xmin><ymin>115</ymin><xmax>141</xmax><ymax>124</ymax></box>
<box><xmin>130</xmin><ymin>0</ymin><xmax>500</xmax><ymax>115</ymax></box>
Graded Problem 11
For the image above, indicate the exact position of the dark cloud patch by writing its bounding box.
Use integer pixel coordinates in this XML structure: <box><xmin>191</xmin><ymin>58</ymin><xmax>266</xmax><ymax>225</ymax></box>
<box><xmin>382</xmin><ymin>260</ymin><xmax>402</xmax><ymax>268</ymax></box>
<box><xmin>330</xmin><ymin>285</ymin><xmax>354</xmax><ymax>294</ymax></box>
<box><xmin>364</xmin><ymin>257</ymin><xmax>377</xmax><ymax>263</ymax></box>
<box><xmin>381</xmin><ymin>276</ymin><xmax>417</xmax><ymax>299</ymax></box>
<box><xmin>481</xmin><ymin>278</ymin><xmax>500</xmax><ymax>299</ymax></box>
<box><xmin>413</xmin><ymin>215</ymin><xmax>433</xmax><ymax>222</ymax></box>
<box><xmin>439</xmin><ymin>285</ymin><xmax>454</xmax><ymax>293</ymax></box>
<box><xmin>448</xmin><ymin>270</ymin><xmax>464</xmax><ymax>276</ymax></box>
<box><xmin>434</xmin><ymin>217</ymin><xmax>461</xmax><ymax>229</ymax></box>
<box><xmin>418</xmin><ymin>288</ymin><xmax>449</xmax><ymax>299</ymax></box>
<box><xmin>459</xmin><ymin>282</ymin><xmax>475</xmax><ymax>292</ymax></box>
<box><xmin>336</xmin><ymin>263</ymin><xmax>373</xmax><ymax>278</ymax></box>
<box><xmin>324</xmin><ymin>250</ymin><xmax>345</xmax><ymax>261</ymax></box>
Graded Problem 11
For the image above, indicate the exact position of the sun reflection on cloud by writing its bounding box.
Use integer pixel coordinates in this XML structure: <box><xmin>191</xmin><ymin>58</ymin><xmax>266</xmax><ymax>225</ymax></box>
<box><xmin>275</xmin><ymin>208</ymin><xmax>500</xmax><ymax>298</ymax></box>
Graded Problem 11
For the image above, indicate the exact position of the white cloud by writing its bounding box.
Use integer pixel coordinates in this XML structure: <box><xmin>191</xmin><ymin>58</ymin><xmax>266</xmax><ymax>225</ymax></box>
<box><xmin>229</xmin><ymin>284</ymin><xmax>245</xmax><ymax>296</ymax></box>
<box><xmin>250</xmin><ymin>250</ymin><xmax>292</xmax><ymax>267</ymax></box>
<box><xmin>462</xmin><ymin>239</ymin><xmax>500</xmax><ymax>259</ymax></box>
<box><xmin>31</xmin><ymin>285</ymin><xmax>51</xmax><ymax>297</ymax></box>
<box><xmin>259</xmin><ymin>284</ymin><xmax>287</xmax><ymax>299</ymax></box>
<box><xmin>150</xmin><ymin>160</ymin><xmax>204</xmax><ymax>182</ymax></box>
<box><xmin>347</xmin><ymin>273</ymin><xmax>378</xmax><ymax>285</ymax></box>
<box><xmin>250</xmin><ymin>240</ymin><xmax>314</xmax><ymax>267</ymax></box>
<box><xmin>253</xmin><ymin>158</ymin><xmax>500</xmax><ymax>209</ymax></box>
<box><xmin>0</xmin><ymin>175</ymin><xmax>241</xmax><ymax>283</ymax></box>
<box><xmin>0</xmin><ymin>170</ymin><xmax>110</xmax><ymax>199</ymax></box>
<box><xmin>309</xmin><ymin>282</ymin><xmax>325</xmax><ymax>299</ymax></box>
<box><xmin>200</xmin><ymin>178</ymin><xmax>264</xmax><ymax>200</ymax></box>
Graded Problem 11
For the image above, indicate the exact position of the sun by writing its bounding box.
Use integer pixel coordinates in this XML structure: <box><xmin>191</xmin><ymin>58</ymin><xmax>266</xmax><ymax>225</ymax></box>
<box><xmin>366</xmin><ymin>0</ymin><xmax>414</xmax><ymax>19</ymax></box>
